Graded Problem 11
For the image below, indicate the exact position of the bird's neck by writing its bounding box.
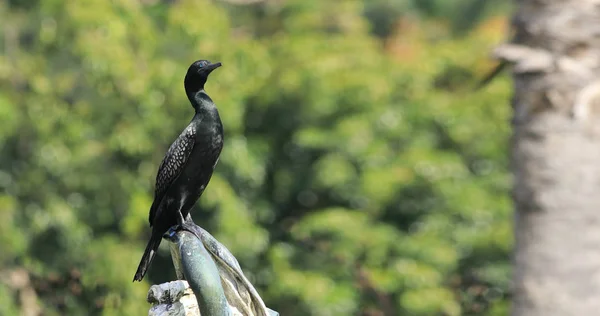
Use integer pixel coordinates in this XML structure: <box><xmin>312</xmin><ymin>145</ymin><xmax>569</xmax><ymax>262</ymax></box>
<box><xmin>188</xmin><ymin>90</ymin><xmax>216</xmax><ymax>114</ymax></box>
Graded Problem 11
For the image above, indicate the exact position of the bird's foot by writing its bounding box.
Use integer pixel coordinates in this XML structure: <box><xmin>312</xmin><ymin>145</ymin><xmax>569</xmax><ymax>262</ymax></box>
<box><xmin>163</xmin><ymin>225</ymin><xmax>181</xmax><ymax>240</ymax></box>
<box><xmin>179</xmin><ymin>220</ymin><xmax>197</xmax><ymax>232</ymax></box>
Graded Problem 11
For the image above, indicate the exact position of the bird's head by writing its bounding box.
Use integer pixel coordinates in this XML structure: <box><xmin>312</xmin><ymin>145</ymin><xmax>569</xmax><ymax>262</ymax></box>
<box><xmin>184</xmin><ymin>60</ymin><xmax>222</xmax><ymax>95</ymax></box>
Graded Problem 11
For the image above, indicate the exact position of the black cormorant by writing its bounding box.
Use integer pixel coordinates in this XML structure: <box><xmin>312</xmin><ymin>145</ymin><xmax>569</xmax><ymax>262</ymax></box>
<box><xmin>133</xmin><ymin>60</ymin><xmax>224</xmax><ymax>282</ymax></box>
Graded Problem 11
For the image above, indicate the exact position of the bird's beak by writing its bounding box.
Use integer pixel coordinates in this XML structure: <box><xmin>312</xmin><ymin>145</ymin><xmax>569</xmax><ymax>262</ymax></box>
<box><xmin>204</xmin><ymin>62</ymin><xmax>222</xmax><ymax>72</ymax></box>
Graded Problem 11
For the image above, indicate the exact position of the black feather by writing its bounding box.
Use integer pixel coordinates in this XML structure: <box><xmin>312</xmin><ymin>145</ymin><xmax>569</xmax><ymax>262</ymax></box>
<box><xmin>149</xmin><ymin>127</ymin><xmax>196</xmax><ymax>225</ymax></box>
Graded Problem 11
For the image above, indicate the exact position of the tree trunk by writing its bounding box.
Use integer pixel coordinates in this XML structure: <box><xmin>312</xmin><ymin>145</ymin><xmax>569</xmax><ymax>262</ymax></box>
<box><xmin>497</xmin><ymin>1</ymin><xmax>600</xmax><ymax>315</ymax></box>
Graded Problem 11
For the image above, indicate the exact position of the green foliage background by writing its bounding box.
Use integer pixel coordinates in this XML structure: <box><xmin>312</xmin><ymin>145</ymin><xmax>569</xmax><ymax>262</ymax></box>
<box><xmin>0</xmin><ymin>0</ymin><xmax>512</xmax><ymax>315</ymax></box>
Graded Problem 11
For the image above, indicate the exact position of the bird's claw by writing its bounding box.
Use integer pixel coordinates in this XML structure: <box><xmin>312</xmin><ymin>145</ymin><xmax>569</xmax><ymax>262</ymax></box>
<box><xmin>163</xmin><ymin>225</ymin><xmax>181</xmax><ymax>240</ymax></box>
<box><xmin>162</xmin><ymin>221</ymin><xmax>198</xmax><ymax>242</ymax></box>
<box><xmin>180</xmin><ymin>220</ymin><xmax>196</xmax><ymax>233</ymax></box>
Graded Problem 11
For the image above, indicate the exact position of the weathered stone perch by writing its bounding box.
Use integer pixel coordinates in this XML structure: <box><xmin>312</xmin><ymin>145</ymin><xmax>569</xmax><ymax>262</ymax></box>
<box><xmin>146</xmin><ymin>224</ymin><xmax>278</xmax><ymax>316</ymax></box>
<box><xmin>148</xmin><ymin>281</ymin><xmax>198</xmax><ymax>316</ymax></box>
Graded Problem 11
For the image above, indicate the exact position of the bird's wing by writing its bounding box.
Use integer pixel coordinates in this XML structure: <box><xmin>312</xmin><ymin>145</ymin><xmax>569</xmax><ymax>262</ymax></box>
<box><xmin>148</xmin><ymin>126</ymin><xmax>197</xmax><ymax>225</ymax></box>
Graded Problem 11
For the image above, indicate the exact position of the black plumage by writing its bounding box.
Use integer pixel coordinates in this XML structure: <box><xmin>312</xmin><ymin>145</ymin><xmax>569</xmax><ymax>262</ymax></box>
<box><xmin>133</xmin><ymin>60</ymin><xmax>224</xmax><ymax>282</ymax></box>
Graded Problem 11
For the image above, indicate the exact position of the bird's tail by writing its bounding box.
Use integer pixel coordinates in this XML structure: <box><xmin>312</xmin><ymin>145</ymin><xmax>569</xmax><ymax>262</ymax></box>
<box><xmin>133</xmin><ymin>233</ymin><xmax>162</xmax><ymax>282</ymax></box>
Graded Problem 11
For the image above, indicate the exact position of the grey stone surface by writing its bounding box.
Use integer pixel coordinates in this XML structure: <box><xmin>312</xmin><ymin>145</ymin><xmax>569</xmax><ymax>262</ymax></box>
<box><xmin>147</xmin><ymin>225</ymin><xmax>278</xmax><ymax>316</ymax></box>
